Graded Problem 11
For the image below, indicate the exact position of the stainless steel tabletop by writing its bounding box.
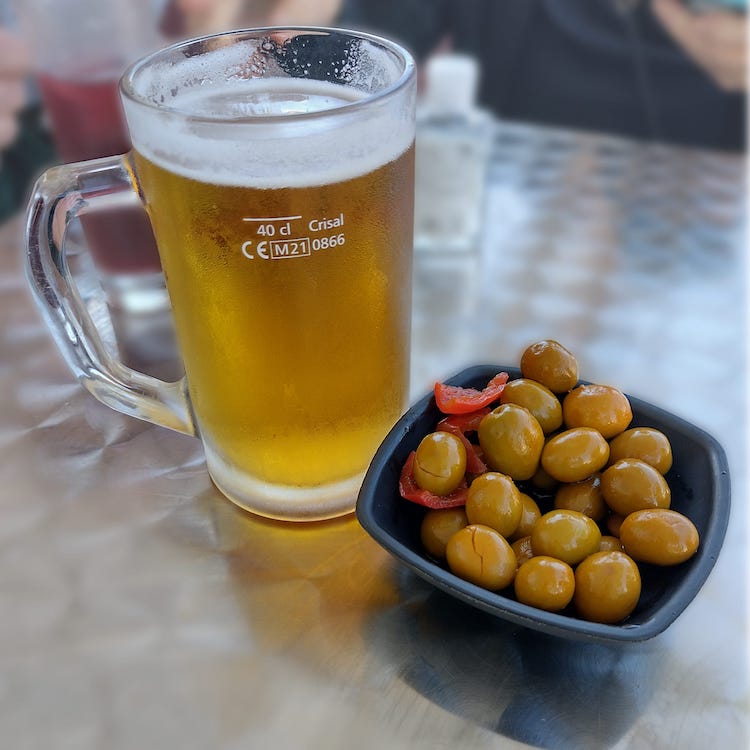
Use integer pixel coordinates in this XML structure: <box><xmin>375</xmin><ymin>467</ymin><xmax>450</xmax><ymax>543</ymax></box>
<box><xmin>1</xmin><ymin>121</ymin><xmax>747</xmax><ymax>750</ymax></box>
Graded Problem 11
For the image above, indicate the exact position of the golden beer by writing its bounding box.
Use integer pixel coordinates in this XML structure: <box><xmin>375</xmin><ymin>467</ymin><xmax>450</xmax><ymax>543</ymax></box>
<box><xmin>130</xmin><ymin>77</ymin><xmax>414</xmax><ymax>517</ymax></box>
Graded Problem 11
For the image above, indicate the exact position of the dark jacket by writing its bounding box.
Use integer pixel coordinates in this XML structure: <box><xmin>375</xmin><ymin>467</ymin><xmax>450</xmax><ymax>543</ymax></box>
<box><xmin>340</xmin><ymin>0</ymin><xmax>746</xmax><ymax>151</ymax></box>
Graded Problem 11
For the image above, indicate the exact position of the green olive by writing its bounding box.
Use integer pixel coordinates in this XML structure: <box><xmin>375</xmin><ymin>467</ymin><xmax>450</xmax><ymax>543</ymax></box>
<box><xmin>540</xmin><ymin>427</ymin><xmax>609</xmax><ymax>483</ymax></box>
<box><xmin>530</xmin><ymin>509</ymin><xmax>602</xmax><ymax>566</ymax></box>
<box><xmin>520</xmin><ymin>340</ymin><xmax>579</xmax><ymax>393</ymax></box>
<box><xmin>413</xmin><ymin>431</ymin><xmax>467</xmax><ymax>496</ymax></box>
<box><xmin>529</xmin><ymin>462</ymin><xmax>559</xmax><ymax>492</ymax></box>
<box><xmin>466</xmin><ymin>472</ymin><xmax>522</xmax><ymax>538</ymax></box>
<box><xmin>446</xmin><ymin>525</ymin><xmax>517</xmax><ymax>591</ymax></box>
<box><xmin>619</xmin><ymin>509</ymin><xmax>699</xmax><ymax>565</ymax></box>
<box><xmin>600</xmin><ymin>458</ymin><xmax>671</xmax><ymax>516</ymax></box>
<box><xmin>420</xmin><ymin>508</ymin><xmax>469</xmax><ymax>560</ymax></box>
<box><xmin>509</xmin><ymin>492</ymin><xmax>542</xmax><ymax>542</ymax></box>
<box><xmin>608</xmin><ymin>427</ymin><xmax>673</xmax><ymax>474</ymax></box>
<box><xmin>514</xmin><ymin>556</ymin><xmax>575</xmax><ymax>612</ymax></box>
<box><xmin>562</xmin><ymin>384</ymin><xmax>633</xmax><ymax>439</ymax></box>
<box><xmin>599</xmin><ymin>535</ymin><xmax>625</xmax><ymax>552</ymax></box>
<box><xmin>478</xmin><ymin>403</ymin><xmax>544</xmax><ymax>481</ymax></box>
<box><xmin>500</xmin><ymin>378</ymin><xmax>563</xmax><ymax>434</ymax></box>
<box><xmin>511</xmin><ymin>535</ymin><xmax>535</xmax><ymax>565</ymax></box>
<box><xmin>554</xmin><ymin>473</ymin><xmax>607</xmax><ymax>521</ymax></box>
<box><xmin>606</xmin><ymin>513</ymin><xmax>625</xmax><ymax>537</ymax></box>
<box><xmin>574</xmin><ymin>551</ymin><xmax>641</xmax><ymax>624</ymax></box>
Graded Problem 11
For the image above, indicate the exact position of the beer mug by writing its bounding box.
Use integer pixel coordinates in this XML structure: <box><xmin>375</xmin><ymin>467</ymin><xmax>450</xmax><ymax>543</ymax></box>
<box><xmin>26</xmin><ymin>28</ymin><xmax>417</xmax><ymax>521</ymax></box>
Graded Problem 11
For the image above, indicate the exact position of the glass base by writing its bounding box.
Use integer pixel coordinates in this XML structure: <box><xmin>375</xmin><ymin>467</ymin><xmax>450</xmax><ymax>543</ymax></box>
<box><xmin>204</xmin><ymin>445</ymin><xmax>362</xmax><ymax>522</ymax></box>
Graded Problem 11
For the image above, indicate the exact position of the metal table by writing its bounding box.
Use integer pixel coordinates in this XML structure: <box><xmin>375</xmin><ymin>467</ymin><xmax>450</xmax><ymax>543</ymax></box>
<box><xmin>1</xmin><ymin>121</ymin><xmax>747</xmax><ymax>750</ymax></box>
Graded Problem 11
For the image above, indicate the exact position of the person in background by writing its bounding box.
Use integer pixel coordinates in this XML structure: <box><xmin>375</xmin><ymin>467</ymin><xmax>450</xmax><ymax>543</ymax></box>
<box><xmin>332</xmin><ymin>0</ymin><xmax>746</xmax><ymax>152</ymax></box>
<box><xmin>201</xmin><ymin>0</ymin><xmax>745</xmax><ymax>151</ymax></box>
<box><xmin>652</xmin><ymin>0</ymin><xmax>747</xmax><ymax>92</ymax></box>
<box><xmin>172</xmin><ymin>0</ymin><xmax>748</xmax><ymax>105</ymax></box>
<box><xmin>0</xmin><ymin>25</ymin><xmax>56</xmax><ymax>222</ymax></box>
<box><xmin>166</xmin><ymin>0</ymin><xmax>341</xmax><ymax>33</ymax></box>
<box><xmin>0</xmin><ymin>0</ymin><xmax>745</xmax><ymax>223</ymax></box>
<box><xmin>0</xmin><ymin>27</ymin><xmax>28</xmax><ymax>151</ymax></box>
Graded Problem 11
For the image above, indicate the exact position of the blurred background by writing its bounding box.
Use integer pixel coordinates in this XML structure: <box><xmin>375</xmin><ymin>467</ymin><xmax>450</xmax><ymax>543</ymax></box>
<box><xmin>0</xmin><ymin>0</ymin><xmax>745</xmax><ymax>226</ymax></box>
<box><xmin>0</xmin><ymin>0</ymin><xmax>745</xmax><ymax>375</ymax></box>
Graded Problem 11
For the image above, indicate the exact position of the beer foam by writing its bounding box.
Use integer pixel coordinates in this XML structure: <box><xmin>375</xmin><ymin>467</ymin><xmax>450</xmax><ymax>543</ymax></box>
<box><xmin>123</xmin><ymin>45</ymin><xmax>415</xmax><ymax>188</ymax></box>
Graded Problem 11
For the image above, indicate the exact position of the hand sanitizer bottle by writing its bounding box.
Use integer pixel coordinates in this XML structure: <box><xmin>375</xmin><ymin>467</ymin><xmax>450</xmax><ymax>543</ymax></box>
<box><xmin>413</xmin><ymin>53</ymin><xmax>494</xmax><ymax>253</ymax></box>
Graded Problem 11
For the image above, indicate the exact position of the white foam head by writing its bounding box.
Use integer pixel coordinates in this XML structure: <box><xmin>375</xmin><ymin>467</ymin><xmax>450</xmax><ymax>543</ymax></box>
<box><xmin>121</xmin><ymin>30</ymin><xmax>416</xmax><ymax>188</ymax></box>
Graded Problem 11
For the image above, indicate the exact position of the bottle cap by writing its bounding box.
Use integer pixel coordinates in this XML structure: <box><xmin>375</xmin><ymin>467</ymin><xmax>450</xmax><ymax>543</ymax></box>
<box><xmin>423</xmin><ymin>53</ymin><xmax>480</xmax><ymax>113</ymax></box>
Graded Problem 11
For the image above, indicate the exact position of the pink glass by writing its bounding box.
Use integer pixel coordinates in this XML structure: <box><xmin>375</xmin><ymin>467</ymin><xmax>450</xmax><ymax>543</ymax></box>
<box><xmin>37</xmin><ymin>72</ymin><xmax>162</xmax><ymax>276</ymax></box>
<box><xmin>15</xmin><ymin>0</ymin><xmax>166</xmax><ymax>306</ymax></box>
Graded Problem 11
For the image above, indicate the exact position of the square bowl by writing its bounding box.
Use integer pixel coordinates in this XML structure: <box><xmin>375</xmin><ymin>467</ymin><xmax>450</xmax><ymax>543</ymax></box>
<box><xmin>356</xmin><ymin>365</ymin><xmax>731</xmax><ymax>643</ymax></box>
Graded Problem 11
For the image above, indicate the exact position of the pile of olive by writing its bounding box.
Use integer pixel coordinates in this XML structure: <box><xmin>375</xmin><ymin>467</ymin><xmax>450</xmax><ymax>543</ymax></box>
<box><xmin>404</xmin><ymin>340</ymin><xmax>700</xmax><ymax>625</ymax></box>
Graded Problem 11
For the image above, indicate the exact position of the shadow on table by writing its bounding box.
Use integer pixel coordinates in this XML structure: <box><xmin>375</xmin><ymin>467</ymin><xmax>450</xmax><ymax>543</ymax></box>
<box><xmin>364</xmin><ymin>566</ymin><xmax>663</xmax><ymax>750</ymax></box>
<box><xmin>201</xmin><ymin>494</ymin><xmax>407</xmax><ymax>667</ymax></box>
<box><xmin>200</xmin><ymin>494</ymin><xmax>661</xmax><ymax>750</ymax></box>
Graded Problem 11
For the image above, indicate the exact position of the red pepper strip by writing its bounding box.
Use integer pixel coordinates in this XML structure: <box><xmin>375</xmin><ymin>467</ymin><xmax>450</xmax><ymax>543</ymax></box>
<box><xmin>438</xmin><ymin>408</ymin><xmax>490</xmax><ymax>434</ymax></box>
<box><xmin>398</xmin><ymin>452</ymin><xmax>469</xmax><ymax>509</ymax></box>
<box><xmin>434</xmin><ymin>372</ymin><xmax>510</xmax><ymax>415</ymax></box>
<box><xmin>436</xmin><ymin>410</ymin><xmax>489</xmax><ymax>475</ymax></box>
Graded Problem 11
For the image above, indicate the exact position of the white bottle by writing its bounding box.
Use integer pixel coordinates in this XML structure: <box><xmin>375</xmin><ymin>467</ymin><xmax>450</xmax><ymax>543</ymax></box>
<box><xmin>413</xmin><ymin>53</ymin><xmax>494</xmax><ymax>253</ymax></box>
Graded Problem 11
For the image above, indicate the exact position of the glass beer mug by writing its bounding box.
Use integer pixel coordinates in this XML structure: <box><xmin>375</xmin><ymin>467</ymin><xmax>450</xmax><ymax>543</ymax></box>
<box><xmin>26</xmin><ymin>28</ymin><xmax>417</xmax><ymax>521</ymax></box>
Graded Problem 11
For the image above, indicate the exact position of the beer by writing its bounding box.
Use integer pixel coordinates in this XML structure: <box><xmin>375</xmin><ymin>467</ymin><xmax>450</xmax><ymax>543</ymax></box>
<box><xmin>130</xmin><ymin>78</ymin><xmax>415</xmax><ymax>517</ymax></box>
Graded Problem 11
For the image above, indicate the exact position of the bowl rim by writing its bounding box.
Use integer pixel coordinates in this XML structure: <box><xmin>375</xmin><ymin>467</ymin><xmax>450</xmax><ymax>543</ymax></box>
<box><xmin>356</xmin><ymin>364</ymin><xmax>731</xmax><ymax>643</ymax></box>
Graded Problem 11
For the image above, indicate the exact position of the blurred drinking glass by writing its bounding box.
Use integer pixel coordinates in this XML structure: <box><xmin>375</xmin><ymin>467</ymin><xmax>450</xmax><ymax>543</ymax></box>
<box><xmin>14</xmin><ymin>0</ymin><xmax>168</xmax><ymax>312</ymax></box>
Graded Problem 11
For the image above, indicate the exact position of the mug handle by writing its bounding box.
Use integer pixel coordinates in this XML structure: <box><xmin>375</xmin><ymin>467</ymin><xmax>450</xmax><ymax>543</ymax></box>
<box><xmin>25</xmin><ymin>154</ymin><xmax>196</xmax><ymax>436</ymax></box>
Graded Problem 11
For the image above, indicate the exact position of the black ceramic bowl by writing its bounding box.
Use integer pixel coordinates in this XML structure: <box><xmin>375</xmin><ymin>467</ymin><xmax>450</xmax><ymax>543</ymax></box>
<box><xmin>356</xmin><ymin>365</ymin><xmax>730</xmax><ymax>643</ymax></box>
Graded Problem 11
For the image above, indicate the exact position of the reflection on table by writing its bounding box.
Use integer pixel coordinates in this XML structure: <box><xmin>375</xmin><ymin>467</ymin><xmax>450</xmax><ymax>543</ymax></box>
<box><xmin>0</xmin><ymin>120</ymin><xmax>746</xmax><ymax>750</ymax></box>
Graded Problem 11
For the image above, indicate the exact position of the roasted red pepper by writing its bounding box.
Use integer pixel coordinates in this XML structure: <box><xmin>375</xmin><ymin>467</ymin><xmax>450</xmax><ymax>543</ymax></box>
<box><xmin>436</xmin><ymin>408</ymin><xmax>489</xmax><ymax>474</ymax></box>
<box><xmin>398</xmin><ymin>452</ymin><xmax>469</xmax><ymax>509</ymax></box>
<box><xmin>434</xmin><ymin>372</ymin><xmax>509</xmax><ymax>414</ymax></box>
<box><xmin>437</xmin><ymin>408</ymin><xmax>490</xmax><ymax>434</ymax></box>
